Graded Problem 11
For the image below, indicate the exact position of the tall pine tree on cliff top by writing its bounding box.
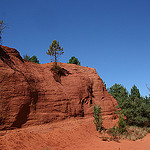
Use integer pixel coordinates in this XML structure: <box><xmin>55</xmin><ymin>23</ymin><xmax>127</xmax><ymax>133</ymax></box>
<box><xmin>46</xmin><ymin>40</ymin><xmax>64</xmax><ymax>65</ymax></box>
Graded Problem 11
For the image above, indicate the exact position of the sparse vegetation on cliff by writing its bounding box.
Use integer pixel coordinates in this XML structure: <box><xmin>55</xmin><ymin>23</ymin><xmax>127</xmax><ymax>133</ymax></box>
<box><xmin>93</xmin><ymin>105</ymin><xmax>103</xmax><ymax>132</ymax></box>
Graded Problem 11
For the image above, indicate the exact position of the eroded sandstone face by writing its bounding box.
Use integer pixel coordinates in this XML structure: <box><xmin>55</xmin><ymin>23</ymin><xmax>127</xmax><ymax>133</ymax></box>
<box><xmin>0</xmin><ymin>45</ymin><xmax>118</xmax><ymax>129</ymax></box>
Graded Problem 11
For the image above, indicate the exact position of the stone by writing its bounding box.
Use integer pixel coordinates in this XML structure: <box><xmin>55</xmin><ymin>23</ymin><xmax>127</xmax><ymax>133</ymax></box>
<box><xmin>0</xmin><ymin>45</ymin><xmax>118</xmax><ymax>130</ymax></box>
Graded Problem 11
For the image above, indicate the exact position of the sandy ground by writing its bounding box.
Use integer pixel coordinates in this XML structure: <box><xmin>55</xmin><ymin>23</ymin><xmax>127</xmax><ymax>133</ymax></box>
<box><xmin>0</xmin><ymin>116</ymin><xmax>150</xmax><ymax>150</ymax></box>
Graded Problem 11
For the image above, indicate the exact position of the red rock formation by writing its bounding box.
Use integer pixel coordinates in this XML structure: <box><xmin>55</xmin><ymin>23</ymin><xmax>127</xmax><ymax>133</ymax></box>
<box><xmin>0</xmin><ymin>45</ymin><xmax>118</xmax><ymax>130</ymax></box>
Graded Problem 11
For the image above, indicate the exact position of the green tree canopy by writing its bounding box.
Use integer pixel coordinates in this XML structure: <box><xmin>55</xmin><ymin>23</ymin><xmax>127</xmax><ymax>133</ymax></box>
<box><xmin>129</xmin><ymin>84</ymin><xmax>140</xmax><ymax>101</ymax></box>
<box><xmin>107</xmin><ymin>83</ymin><xmax>128</xmax><ymax>107</ymax></box>
<box><xmin>68</xmin><ymin>56</ymin><xmax>81</xmax><ymax>65</ymax></box>
<box><xmin>108</xmin><ymin>83</ymin><xmax>150</xmax><ymax>126</ymax></box>
<box><xmin>30</xmin><ymin>55</ymin><xmax>40</xmax><ymax>64</ymax></box>
<box><xmin>23</xmin><ymin>54</ymin><xmax>30</xmax><ymax>61</ymax></box>
<box><xmin>23</xmin><ymin>54</ymin><xmax>40</xmax><ymax>64</ymax></box>
<box><xmin>46</xmin><ymin>40</ymin><xmax>64</xmax><ymax>64</ymax></box>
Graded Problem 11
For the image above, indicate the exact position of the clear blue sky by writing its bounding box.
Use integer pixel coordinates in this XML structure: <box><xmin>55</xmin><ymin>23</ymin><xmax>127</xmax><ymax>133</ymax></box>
<box><xmin>1</xmin><ymin>0</ymin><xmax>150</xmax><ymax>96</ymax></box>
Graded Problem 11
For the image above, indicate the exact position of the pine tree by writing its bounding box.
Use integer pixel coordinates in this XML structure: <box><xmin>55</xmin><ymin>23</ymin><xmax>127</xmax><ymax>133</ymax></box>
<box><xmin>30</xmin><ymin>55</ymin><xmax>40</xmax><ymax>64</ymax></box>
<box><xmin>108</xmin><ymin>83</ymin><xmax>150</xmax><ymax>126</ymax></box>
<box><xmin>129</xmin><ymin>84</ymin><xmax>140</xmax><ymax>101</ymax></box>
<box><xmin>107</xmin><ymin>83</ymin><xmax>128</xmax><ymax>107</ymax></box>
<box><xmin>117</xmin><ymin>114</ymin><xmax>127</xmax><ymax>134</ymax></box>
<box><xmin>46</xmin><ymin>40</ymin><xmax>64</xmax><ymax>65</ymax></box>
<box><xmin>23</xmin><ymin>54</ymin><xmax>40</xmax><ymax>64</ymax></box>
<box><xmin>23</xmin><ymin>54</ymin><xmax>30</xmax><ymax>61</ymax></box>
<box><xmin>68</xmin><ymin>56</ymin><xmax>80</xmax><ymax>65</ymax></box>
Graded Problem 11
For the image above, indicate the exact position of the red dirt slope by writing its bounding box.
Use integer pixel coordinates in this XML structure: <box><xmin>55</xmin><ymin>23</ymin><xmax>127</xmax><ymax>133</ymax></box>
<box><xmin>0</xmin><ymin>116</ymin><xmax>150</xmax><ymax>150</ymax></box>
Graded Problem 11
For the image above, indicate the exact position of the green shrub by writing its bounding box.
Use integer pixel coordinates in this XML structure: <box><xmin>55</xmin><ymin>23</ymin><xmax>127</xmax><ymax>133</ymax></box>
<box><xmin>107</xmin><ymin>113</ymin><xmax>127</xmax><ymax>141</ymax></box>
<box><xmin>93</xmin><ymin>105</ymin><xmax>103</xmax><ymax>132</ymax></box>
<box><xmin>107</xmin><ymin>125</ymin><xmax>119</xmax><ymax>141</ymax></box>
<box><xmin>68</xmin><ymin>56</ymin><xmax>81</xmax><ymax>65</ymax></box>
<box><xmin>117</xmin><ymin>114</ymin><xmax>127</xmax><ymax>134</ymax></box>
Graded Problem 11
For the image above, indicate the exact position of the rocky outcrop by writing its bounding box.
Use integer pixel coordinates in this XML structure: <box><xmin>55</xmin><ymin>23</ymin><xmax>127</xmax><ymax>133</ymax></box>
<box><xmin>0</xmin><ymin>45</ymin><xmax>118</xmax><ymax>130</ymax></box>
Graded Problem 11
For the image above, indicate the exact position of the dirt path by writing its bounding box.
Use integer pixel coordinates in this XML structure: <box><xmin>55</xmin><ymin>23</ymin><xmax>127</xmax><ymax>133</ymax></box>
<box><xmin>0</xmin><ymin>117</ymin><xmax>150</xmax><ymax>150</ymax></box>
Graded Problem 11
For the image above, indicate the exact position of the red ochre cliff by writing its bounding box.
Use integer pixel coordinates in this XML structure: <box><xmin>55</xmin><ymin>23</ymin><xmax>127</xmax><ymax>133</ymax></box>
<box><xmin>0</xmin><ymin>45</ymin><xmax>118</xmax><ymax>130</ymax></box>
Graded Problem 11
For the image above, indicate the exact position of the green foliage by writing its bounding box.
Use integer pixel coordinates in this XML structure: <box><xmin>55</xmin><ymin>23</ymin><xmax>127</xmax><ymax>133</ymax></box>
<box><xmin>107</xmin><ymin>125</ymin><xmax>119</xmax><ymax>140</ymax></box>
<box><xmin>107</xmin><ymin>83</ymin><xmax>128</xmax><ymax>108</ymax></box>
<box><xmin>124</xmin><ymin>98</ymin><xmax>150</xmax><ymax>126</ymax></box>
<box><xmin>30</xmin><ymin>55</ymin><xmax>40</xmax><ymax>64</ymax></box>
<box><xmin>93</xmin><ymin>105</ymin><xmax>103</xmax><ymax>132</ymax></box>
<box><xmin>124</xmin><ymin>85</ymin><xmax>150</xmax><ymax>126</ymax></box>
<box><xmin>23</xmin><ymin>54</ymin><xmax>40</xmax><ymax>64</ymax></box>
<box><xmin>107</xmin><ymin>113</ymin><xmax>127</xmax><ymax>141</ymax></box>
<box><xmin>68</xmin><ymin>56</ymin><xmax>80</xmax><ymax>65</ymax></box>
<box><xmin>117</xmin><ymin>114</ymin><xmax>127</xmax><ymax>134</ymax></box>
<box><xmin>0</xmin><ymin>20</ymin><xmax>6</xmax><ymax>44</ymax></box>
<box><xmin>129</xmin><ymin>84</ymin><xmax>140</xmax><ymax>101</ymax></box>
<box><xmin>23</xmin><ymin>54</ymin><xmax>30</xmax><ymax>61</ymax></box>
<box><xmin>108</xmin><ymin>83</ymin><xmax>150</xmax><ymax>127</ymax></box>
<box><xmin>46</xmin><ymin>40</ymin><xmax>64</xmax><ymax>64</ymax></box>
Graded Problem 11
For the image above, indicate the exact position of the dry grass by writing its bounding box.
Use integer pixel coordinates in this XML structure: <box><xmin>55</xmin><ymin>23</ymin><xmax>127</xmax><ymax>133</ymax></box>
<box><xmin>119</xmin><ymin>126</ymin><xmax>149</xmax><ymax>141</ymax></box>
<box><xmin>144</xmin><ymin>127</ymin><xmax>150</xmax><ymax>133</ymax></box>
<box><xmin>103</xmin><ymin>126</ymin><xmax>150</xmax><ymax>142</ymax></box>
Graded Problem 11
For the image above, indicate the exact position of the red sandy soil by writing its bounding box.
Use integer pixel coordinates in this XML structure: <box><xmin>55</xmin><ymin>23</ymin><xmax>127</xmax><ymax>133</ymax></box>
<box><xmin>0</xmin><ymin>116</ymin><xmax>150</xmax><ymax>150</ymax></box>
